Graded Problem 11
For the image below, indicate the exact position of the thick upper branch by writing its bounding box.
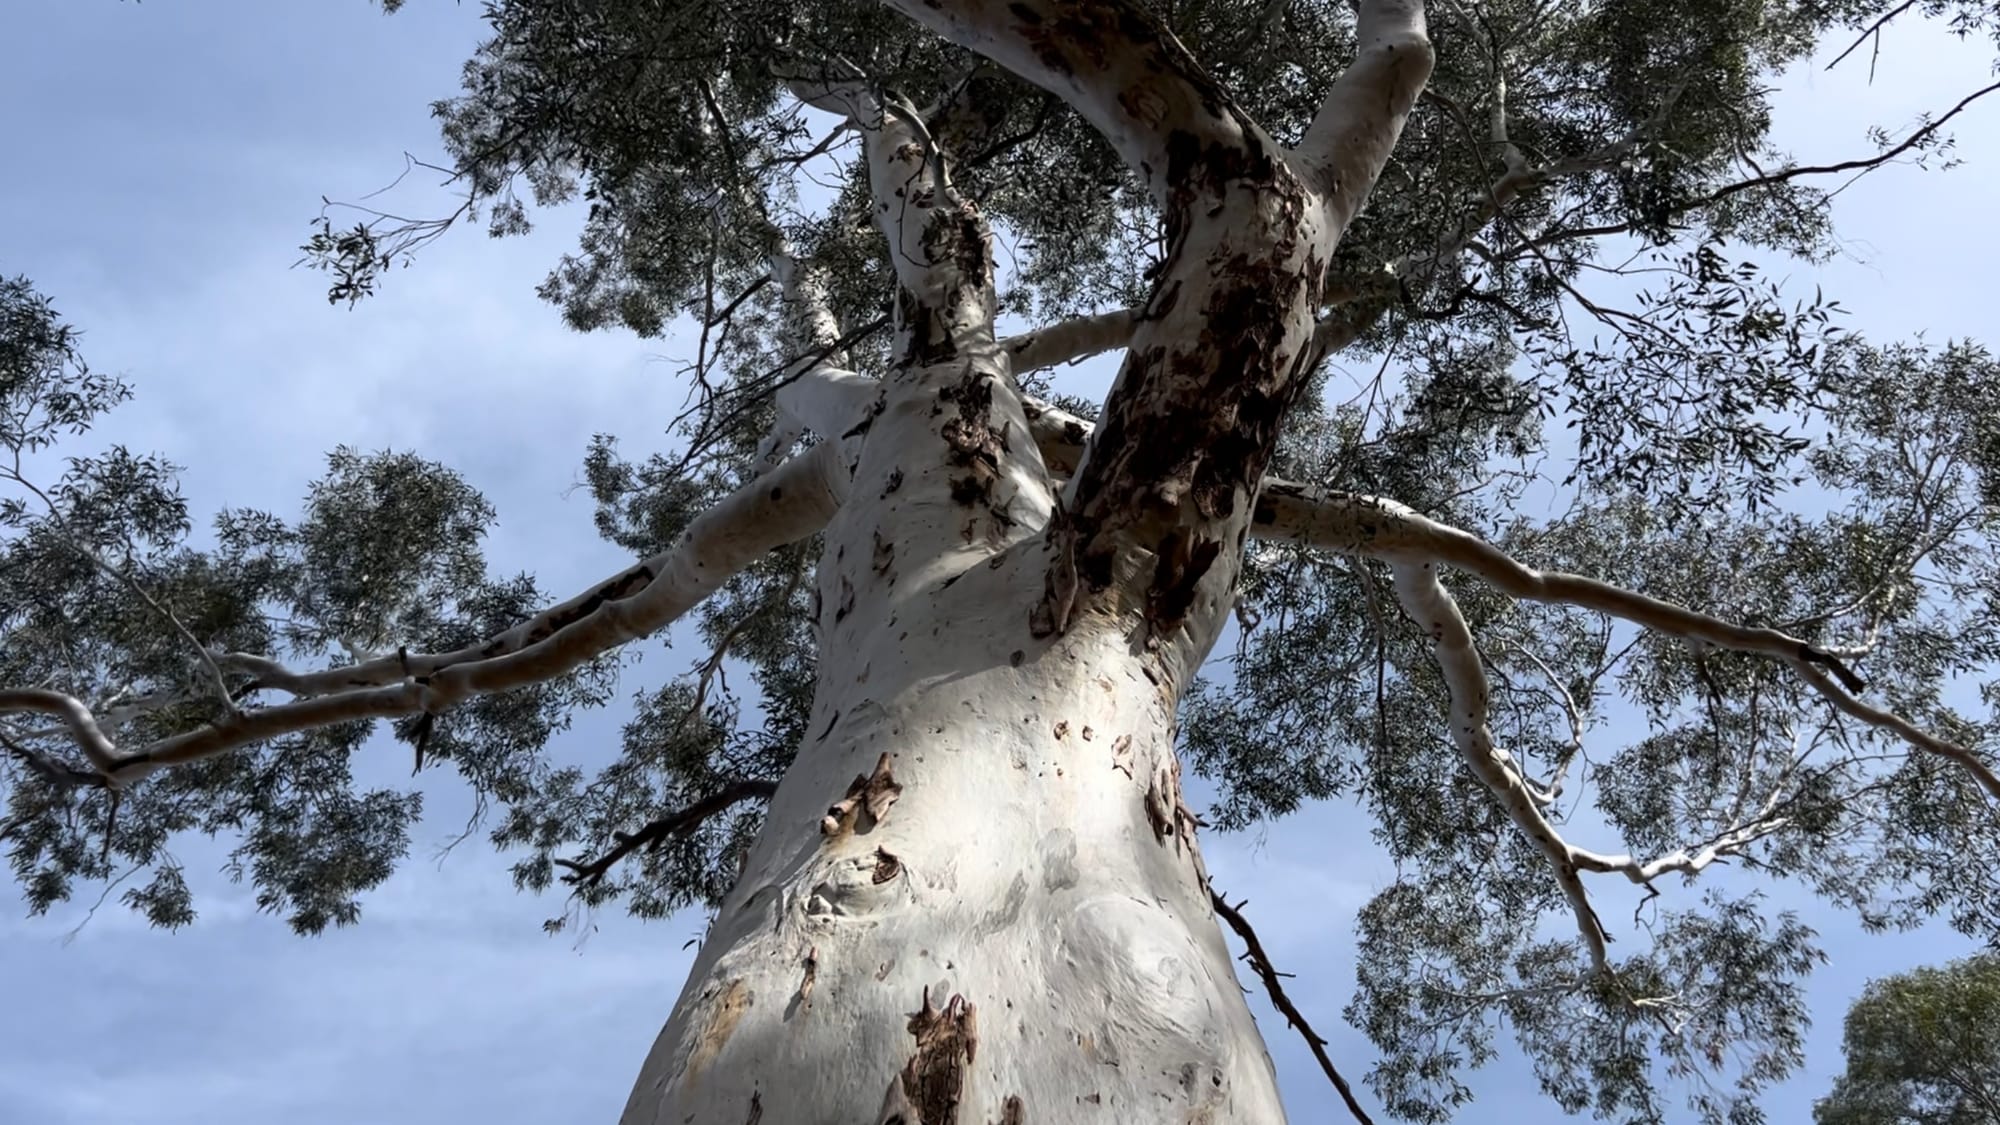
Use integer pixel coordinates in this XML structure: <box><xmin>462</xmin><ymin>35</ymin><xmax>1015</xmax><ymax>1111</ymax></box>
<box><xmin>1293</xmin><ymin>0</ymin><xmax>1435</xmax><ymax>230</ymax></box>
<box><xmin>869</xmin><ymin>0</ymin><xmax>1258</xmax><ymax>204</ymax></box>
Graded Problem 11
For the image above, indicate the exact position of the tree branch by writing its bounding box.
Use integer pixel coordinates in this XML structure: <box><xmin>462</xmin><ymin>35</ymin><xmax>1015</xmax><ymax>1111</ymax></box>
<box><xmin>753</xmin><ymin>236</ymin><xmax>850</xmax><ymax>473</ymax></box>
<box><xmin>9</xmin><ymin>442</ymin><xmax>850</xmax><ymax>785</ymax></box>
<box><xmin>1001</xmin><ymin>308</ymin><xmax>1136</xmax><ymax>377</ymax></box>
<box><xmin>1210</xmin><ymin>889</ymin><xmax>1378</xmax><ymax>1125</ymax></box>
<box><xmin>1266</xmin><ymin>488</ymin><xmax>2000</xmax><ymax>799</ymax></box>
<box><xmin>867</xmin><ymin>0</ymin><xmax>1259</xmax><ymax>204</ymax></box>
<box><xmin>1693</xmin><ymin>78</ymin><xmax>2000</xmax><ymax>209</ymax></box>
<box><xmin>1017</xmin><ymin>403</ymin><xmax>2000</xmax><ymax>801</ymax></box>
<box><xmin>1292</xmin><ymin>0</ymin><xmax>1435</xmax><ymax>230</ymax></box>
<box><xmin>1384</xmin><ymin>558</ymin><xmax>1617</xmax><ymax>972</ymax></box>
<box><xmin>554</xmin><ymin>779</ymin><xmax>779</xmax><ymax>888</ymax></box>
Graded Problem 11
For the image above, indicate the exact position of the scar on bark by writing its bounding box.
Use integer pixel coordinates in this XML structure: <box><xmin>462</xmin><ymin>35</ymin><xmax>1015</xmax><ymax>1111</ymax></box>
<box><xmin>821</xmin><ymin>752</ymin><xmax>903</xmax><ymax>838</ymax></box>
<box><xmin>1029</xmin><ymin>503</ymin><xmax>1081</xmax><ymax>638</ymax></box>
<box><xmin>879</xmin><ymin>988</ymin><xmax>979</xmax><ymax>1125</ymax></box>
<box><xmin>873</xmin><ymin>846</ymin><xmax>903</xmax><ymax>883</ymax></box>
<box><xmin>1111</xmin><ymin>733</ymin><xmax>1134</xmax><ymax>778</ymax></box>
<box><xmin>994</xmin><ymin>1094</ymin><xmax>1023</xmax><ymax>1124</ymax></box>
<box><xmin>478</xmin><ymin>564</ymin><xmax>655</xmax><ymax>656</ymax></box>
<box><xmin>685</xmin><ymin>977</ymin><xmax>750</xmax><ymax>1083</ymax></box>
<box><xmin>1145</xmin><ymin>769</ymin><xmax>1175</xmax><ymax>842</ymax></box>
<box><xmin>1146</xmin><ymin>529</ymin><xmax>1223</xmax><ymax>641</ymax></box>
<box><xmin>745</xmin><ymin>1091</ymin><xmax>762</xmax><ymax>1124</ymax></box>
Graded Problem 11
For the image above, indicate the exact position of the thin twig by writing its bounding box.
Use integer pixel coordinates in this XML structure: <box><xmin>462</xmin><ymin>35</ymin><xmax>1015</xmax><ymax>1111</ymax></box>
<box><xmin>1210</xmin><ymin>889</ymin><xmax>1377</xmax><ymax>1125</ymax></box>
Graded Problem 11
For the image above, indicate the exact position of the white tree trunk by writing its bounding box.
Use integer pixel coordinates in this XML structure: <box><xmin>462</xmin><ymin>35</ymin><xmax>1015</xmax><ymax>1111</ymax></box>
<box><xmin>619</xmin><ymin>6</ymin><xmax>1437</xmax><ymax>1116</ymax></box>
<box><xmin>618</xmin><ymin>555</ymin><xmax>1283</xmax><ymax>1123</ymax></box>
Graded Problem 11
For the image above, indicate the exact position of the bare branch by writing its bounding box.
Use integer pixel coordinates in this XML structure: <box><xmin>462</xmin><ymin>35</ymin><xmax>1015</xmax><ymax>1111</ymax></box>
<box><xmin>554</xmin><ymin>780</ymin><xmax>779</xmax><ymax>888</ymax></box>
<box><xmin>1825</xmin><ymin>1</ymin><xmax>1919</xmax><ymax>73</ymax></box>
<box><xmin>867</xmin><ymin>0</ymin><xmax>1264</xmax><ymax>204</ymax></box>
<box><xmin>1210</xmin><ymin>889</ymin><xmax>1378</xmax><ymax>1125</ymax></box>
<box><xmin>1570</xmin><ymin>816</ymin><xmax>1792</xmax><ymax>886</ymax></box>
<box><xmin>1693</xmin><ymin>79</ymin><xmax>2000</xmax><ymax>209</ymax></box>
<box><xmin>1018</xmin><ymin>404</ymin><xmax>2000</xmax><ymax>801</ymax></box>
<box><xmin>754</xmin><ymin>235</ymin><xmax>852</xmax><ymax>472</ymax></box>
<box><xmin>1384</xmin><ymin>558</ymin><xmax>1616</xmax><ymax>972</ymax></box>
<box><xmin>0</xmin><ymin>689</ymin><xmax>122</xmax><ymax>777</ymax></box>
<box><xmin>1001</xmin><ymin>308</ymin><xmax>1136</xmax><ymax>378</ymax></box>
<box><xmin>1262</xmin><ymin>488</ymin><xmax>2000</xmax><ymax>799</ymax></box>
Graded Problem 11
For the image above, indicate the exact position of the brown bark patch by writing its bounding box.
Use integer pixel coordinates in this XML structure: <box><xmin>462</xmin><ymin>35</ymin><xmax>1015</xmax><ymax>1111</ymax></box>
<box><xmin>686</xmin><ymin>977</ymin><xmax>750</xmax><ymax>1082</ymax></box>
<box><xmin>1146</xmin><ymin>529</ymin><xmax>1222</xmax><ymax>639</ymax></box>
<box><xmin>1145</xmin><ymin>757</ymin><xmax>1206</xmax><ymax>851</ymax></box>
<box><xmin>873</xmin><ymin>847</ymin><xmax>903</xmax><ymax>884</ymax></box>
<box><xmin>483</xmin><ymin>564</ymin><xmax>653</xmax><ymax>656</ymax></box>
<box><xmin>1029</xmin><ymin>506</ymin><xmax>1080</xmax><ymax>638</ymax></box>
<box><xmin>822</xmin><ymin>752</ymin><xmax>903</xmax><ymax>838</ymax></box>
<box><xmin>993</xmin><ymin>1094</ymin><xmax>1024</xmax><ymax>1124</ymax></box>
<box><xmin>1145</xmin><ymin>770</ymin><xmax>1175</xmax><ymax>842</ymax></box>
<box><xmin>939</xmin><ymin>368</ymin><xmax>1003</xmax><ymax>508</ymax></box>
<box><xmin>890</xmin><ymin>989</ymin><xmax>979</xmax><ymax>1125</ymax></box>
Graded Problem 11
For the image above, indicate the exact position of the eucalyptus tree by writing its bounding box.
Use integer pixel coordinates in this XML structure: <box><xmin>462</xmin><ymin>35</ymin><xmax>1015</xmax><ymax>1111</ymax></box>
<box><xmin>7</xmin><ymin>1</ymin><xmax>2000</xmax><ymax>1122</ymax></box>
<box><xmin>1816</xmin><ymin>954</ymin><xmax>2000</xmax><ymax>1124</ymax></box>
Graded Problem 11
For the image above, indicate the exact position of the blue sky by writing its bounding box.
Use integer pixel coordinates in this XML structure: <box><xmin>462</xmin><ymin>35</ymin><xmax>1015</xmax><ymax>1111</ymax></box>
<box><xmin>1</xmin><ymin>3</ymin><xmax>1996</xmax><ymax>1122</ymax></box>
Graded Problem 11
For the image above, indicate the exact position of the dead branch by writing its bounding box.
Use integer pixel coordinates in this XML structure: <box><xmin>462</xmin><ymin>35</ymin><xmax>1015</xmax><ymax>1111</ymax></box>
<box><xmin>1210</xmin><ymin>889</ymin><xmax>1378</xmax><ymax>1125</ymax></box>
<box><xmin>554</xmin><ymin>779</ymin><xmax>779</xmax><ymax>888</ymax></box>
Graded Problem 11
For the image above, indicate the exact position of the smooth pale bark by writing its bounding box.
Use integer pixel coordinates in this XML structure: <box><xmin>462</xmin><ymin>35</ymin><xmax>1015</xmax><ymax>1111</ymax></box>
<box><xmin>622</xmin><ymin>16</ymin><xmax>1301</xmax><ymax>1121</ymax></box>
<box><xmin>620</xmin><ymin>548</ymin><xmax>1280</xmax><ymax>1123</ymax></box>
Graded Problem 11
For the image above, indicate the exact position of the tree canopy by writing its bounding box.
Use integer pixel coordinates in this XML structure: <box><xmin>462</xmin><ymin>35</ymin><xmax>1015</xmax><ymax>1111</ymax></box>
<box><xmin>1816</xmin><ymin>953</ymin><xmax>2000</xmax><ymax>1124</ymax></box>
<box><xmin>8</xmin><ymin>1</ymin><xmax>2000</xmax><ymax>1122</ymax></box>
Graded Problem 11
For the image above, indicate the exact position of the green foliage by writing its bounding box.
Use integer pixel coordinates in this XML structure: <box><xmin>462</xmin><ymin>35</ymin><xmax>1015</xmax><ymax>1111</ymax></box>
<box><xmin>1189</xmin><ymin>333</ymin><xmax>2000</xmax><ymax>1119</ymax></box>
<box><xmin>0</xmin><ymin>277</ymin><xmax>620</xmax><ymax>934</ymax></box>
<box><xmin>1815</xmin><ymin>953</ymin><xmax>2000</xmax><ymax>1124</ymax></box>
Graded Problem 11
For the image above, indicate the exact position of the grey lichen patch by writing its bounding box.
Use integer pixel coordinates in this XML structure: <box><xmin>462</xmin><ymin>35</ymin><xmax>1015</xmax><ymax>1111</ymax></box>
<box><xmin>1039</xmin><ymin>828</ymin><xmax>1079</xmax><ymax>892</ymax></box>
<box><xmin>821</xmin><ymin>752</ymin><xmax>903</xmax><ymax>838</ymax></box>
<box><xmin>975</xmin><ymin>873</ymin><xmax>1028</xmax><ymax>938</ymax></box>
